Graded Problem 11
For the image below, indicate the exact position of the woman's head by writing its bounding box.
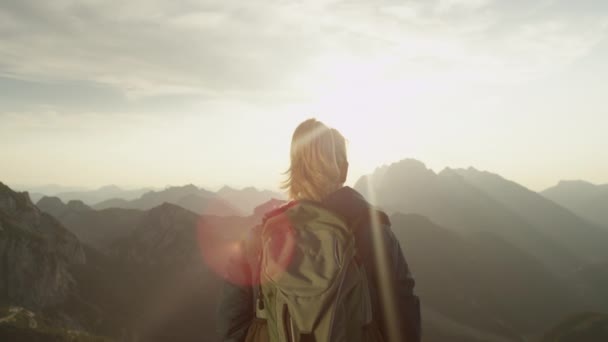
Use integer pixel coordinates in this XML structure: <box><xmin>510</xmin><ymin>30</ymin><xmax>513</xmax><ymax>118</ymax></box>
<box><xmin>282</xmin><ymin>118</ymin><xmax>348</xmax><ymax>201</ymax></box>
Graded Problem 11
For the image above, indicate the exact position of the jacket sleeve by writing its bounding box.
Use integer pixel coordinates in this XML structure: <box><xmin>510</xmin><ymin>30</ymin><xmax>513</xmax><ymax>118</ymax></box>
<box><xmin>362</xmin><ymin>214</ymin><xmax>421</xmax><ymax>342</ymax></box>
<box><xmin>386</xmin><ymin>227</ymin><xmax>421</xmax><ymax>342</ymax></box>
<box><xmin>216</xmin><ymin>239</ymin><xmax>254</xmax><ymax>342</ymax></box>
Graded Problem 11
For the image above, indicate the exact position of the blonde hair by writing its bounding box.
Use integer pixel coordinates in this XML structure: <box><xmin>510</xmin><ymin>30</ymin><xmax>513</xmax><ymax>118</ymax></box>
<box><xmin>281</xmin><ymin>118</ymin><xmax>348</xmax><ymax>201</ymax></box>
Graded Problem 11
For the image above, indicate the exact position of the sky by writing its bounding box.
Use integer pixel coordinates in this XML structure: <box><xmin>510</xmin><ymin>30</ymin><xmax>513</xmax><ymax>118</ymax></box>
<box><xmin>1</xmin><ymin>0</ymin><xmax>607</xmax><ymax>192</ymax></box>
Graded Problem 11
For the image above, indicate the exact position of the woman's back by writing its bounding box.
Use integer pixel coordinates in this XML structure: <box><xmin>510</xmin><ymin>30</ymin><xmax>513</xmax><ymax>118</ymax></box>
<box><xmin>216</xmin><ymin>119</ymin><xmax>421</xmax><ymax>342</ymax></box>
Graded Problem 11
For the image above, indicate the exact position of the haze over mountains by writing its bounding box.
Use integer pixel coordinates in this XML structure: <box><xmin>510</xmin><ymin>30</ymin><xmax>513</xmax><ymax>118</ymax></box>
<box><xmin>355</xmin><ymin>159</ymin><xmax>608</xmax><ymax>341</ymax></box>
<box><xmin>35</xmin><ymin>184</ymin><xmax>285</xmax><ymax>216</ymax></box>
<box><xmin>542</xmin><ymin>180</ymin><xmax>608</xmax><ymax>228</ymax></box>
<box><xmin>19</xmin><ymin>185</ymin><xmax>154</xmax><ymax>206</ymax></box>
<box><xmin>2</xmin><ymin>158</ymin><xmax>607</xmax><ymax>342</ymax></box>
<box><xmin>36</xmin><ymin>197</ymin><xmax>144</xmax><ymax>253</ymax></box>
<box><xmin>1</xmin><ymin>181</ymin><xmax>278</xmax><ymax>342</ymax></box>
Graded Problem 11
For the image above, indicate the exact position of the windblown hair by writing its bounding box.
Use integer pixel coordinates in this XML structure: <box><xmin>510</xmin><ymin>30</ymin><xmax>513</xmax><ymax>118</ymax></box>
<box><xmin>281</xmin><ymin>118</ymin><xmax>348</xmax><ymax>201</ymax></box>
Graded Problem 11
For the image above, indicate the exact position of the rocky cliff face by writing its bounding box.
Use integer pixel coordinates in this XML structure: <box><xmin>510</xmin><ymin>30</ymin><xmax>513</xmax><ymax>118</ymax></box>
<box><xmin>0</xmin><ymin>182</ymin><xmax>85</xmax><ymax>310</ymax></box>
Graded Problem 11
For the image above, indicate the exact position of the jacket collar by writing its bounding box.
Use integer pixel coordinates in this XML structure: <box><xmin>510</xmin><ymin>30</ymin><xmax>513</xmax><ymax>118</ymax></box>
<box><xmin>321</xmin><ymin>186</ymin><xmax>390</xmax><ymax>228</ymax></box>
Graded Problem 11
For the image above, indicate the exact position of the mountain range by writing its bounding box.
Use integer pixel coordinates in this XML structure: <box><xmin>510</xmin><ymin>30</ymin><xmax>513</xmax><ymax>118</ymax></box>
<box><xmin>0</xmin><ymin>183</ymin><xmax>85</xmax><ymax>310</ymax></box>
<box><xmin>542</xmin><ymin>180</ymin><xmax>608</xmax><ymax>228</ymax></box>
<box><xmin>354</xmin><ymin>159</ymin><xmax>608</xmax><ymax>340</ymax></box>
<box><xmin>36</xmin><ymin>196</ymin><xmax>144</xmax><ymax>253</ymax></box>
<box><xmin>1</xmin><ymin>158</ymin><xmax>607</xmax><ymax>341</ymax></box>
<box><xmin>21</xmin><ymin>185</ymin><xmax>153</xmax><ymax>207</ymax></box>
<box><xmin>22</xmin><ymin>184</ymin><xmax>284</xmax><ymax>218</ymax></box>
<box><xmin>355</xmin><ymin>160</ymin><xmax>608</xmax><ymax>273</ymax></box>
<box><xmin>92</xmin><ymin>184</ymin><xmax>284</xmax><ymax>216</ymax></box>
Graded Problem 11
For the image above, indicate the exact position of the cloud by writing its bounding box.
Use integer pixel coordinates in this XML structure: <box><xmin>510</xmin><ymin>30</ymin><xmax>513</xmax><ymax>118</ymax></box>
<box><xmin>0</xmin><ymin>0</ymin><xmax>325</xmax><ymax>99</ymax></box>
<box><xmin>0</xmin><ymin>0</ymin><xmax>606</xmax><ymax>102</ymax></box>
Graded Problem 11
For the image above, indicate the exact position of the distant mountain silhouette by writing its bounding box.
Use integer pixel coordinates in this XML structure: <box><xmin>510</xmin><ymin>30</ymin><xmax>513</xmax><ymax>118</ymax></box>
<box><xmin>4</xmin><ymin>165</ymin><xmax>608</xmax><ymax>342</ymax></box>
<box><xmin>12</xmin><ymin>184</ymin><xmax>86</xmax><ymax>203</ymax></box>
<box><xmin>452</xmin><ymin>167</ymin><xmax>608</xmax><ymax>265</ymax></box>
<box><xmin>92</xmin><ymin>184</ymin><xmax>238</xmax><ymax>215</ymax></box>
<box><xmin>391</xmin><ymin>213</ymin><xmax>587</xmax><ymax>340</ymax></box>
<box><xmin>24</xmin><ymin>184</ymin><xmax>152</xmax><ymax>206</ymax></box>
<box><xmin>217</xmin><ymin>185</ymin><xmax>286</xmax><ymax>215</ymax></box>
<box><xmin>36</xmin><ymin>196</ymin><xmax>72</xmax><ymax>217</ymax></box>
<box><xmin>1</xmin><ymin>182</ymin><xmax>248</xmax><ymax>340</ymax></box>
<box><xmin>93</xmin><ymin>184</ymin><xmax>282</xmax><ymax>217</ymax></box>
<box><xmin>354</xmin><ymin>159</ymin><xmax>608</xmax><ymax>274</ymax></box>
<box><xmin>92</xmin><ymin>197</ymin><xmax>130</xmax><ymax>210</ymax></box>
<box><xmin>176</xmin><ymin>193</ymin><xmax>239</xmax><ymax>216</ymax></box>
<box><xmin>14</xmin><ymin>184</ymin><xmax>86</xmax><ymax>194</ymax></box>
<box><xmin>111</xmin><ymin>203</ymin><xmax>224</xmax><ymax>341</ymax></box>
<box><xmin>56</xmin><ymin>185</ymin><xmax>151</xmax><ymax>205</ymax></box>
<box><xmin>0</xmin><ymin>180</ymin><xmax>260</xmax><ymax>341</ymax></box>
<box><xmin>36</xmin><ymin>196</ymin><xmax>144</xmax><ymax>252</ymax></box>
<box><xmin>70</xmin><ymin>202</ymin><xmax>258</xmax><ymax>341</ymax></box>
<box><xmin>37</xmin><ymin>196</ymin><xmax>93</xmax><ymax>217</ymax></box>
<box><xmin>542</xmin><ymin>180</ymin><xmax>608</xmax><ymax>228</ymax></box>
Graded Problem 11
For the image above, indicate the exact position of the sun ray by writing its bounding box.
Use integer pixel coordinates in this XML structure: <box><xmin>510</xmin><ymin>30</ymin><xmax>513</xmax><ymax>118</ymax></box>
<box><xmin>365</xmin><ymin>175</ymin><xmax>403</xmax><ymax>342</ymax></box>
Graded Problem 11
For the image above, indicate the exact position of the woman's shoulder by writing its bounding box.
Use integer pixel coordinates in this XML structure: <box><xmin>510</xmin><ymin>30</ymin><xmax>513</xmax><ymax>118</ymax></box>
<box><xmin>241</xmin><ymin>200</ymin><xmax>295</xmax><ymax>252</ymax></box>
<box><xmin>262</xmin><ymin>200</ymin><xmax>298</xmax><ymax>223</ymax></box>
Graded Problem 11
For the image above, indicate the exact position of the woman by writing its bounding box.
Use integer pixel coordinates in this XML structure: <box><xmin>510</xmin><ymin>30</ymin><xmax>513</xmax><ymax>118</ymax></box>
<box><xmin>217</xmin><ymin>118</ymin><xmax>421</xmax><ymax>342</ymax></box>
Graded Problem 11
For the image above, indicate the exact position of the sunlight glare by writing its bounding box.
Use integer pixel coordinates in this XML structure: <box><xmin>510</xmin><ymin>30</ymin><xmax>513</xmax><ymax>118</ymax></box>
<box><xmin>364</xmin><ymin>176</ymin><xmax>402</xmax><ymax>342</ymax></box>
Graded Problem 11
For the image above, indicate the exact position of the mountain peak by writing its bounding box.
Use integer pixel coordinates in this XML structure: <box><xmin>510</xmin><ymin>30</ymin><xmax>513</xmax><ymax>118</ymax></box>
<box><xmin>218</xmin><ymin>185</ymin><xmax>235</xmax><ymax>193</ymax></box>
<box><xmin>97</xmin><ymin>184</ymin><xmax>122</xmax><ymax>192</ymax></box>
<box><xmin>155</xmin><ymin>201</ymin><xmax>184</xmax><ymax>211</ymax></box>
<box><xmin>392</xmin><ymin>158</ymin><xmax>432</xmax><ymax>172</ymax></box>
<box><xmin>37</xmin><ymin>196</ymin><xmax>65</xmax><ymax>206</ymax></box>
<box><xmin>159</xmin><ymin>184</ymin><xmax>200</xmax><ymax>192</ymax></box>
<box><xmin>543</xmin><ymin>180</ymin><xmax>600</xmax><ymax>195</ymax></box>
<box><xmin>557</xmin><ymin>180</ymin><xmax>596</xmax><ymax>187</ymax></box>
<box><xmin>169</xmin><ymin>184</ymin><xmax>200</xmax><ymax>192</ymax></box>
<box><xmin>0</xmin><ymin>183</ymin><xmax>85</xmax><ymax>310</ymax></box>
<box><xmin>541</xmin><ymin>179</ymin><xmax>608</xmax><ymax>227</ymax></box>
<box><xmin>218</xmin><ymin>185</ymin><xmax>262</xmax><ymax>194</ymax></box>
<box><xmin>66</xmin><ymin>200</ymin><xmax>92</xmax><ymax>212</ymax></box>
<box><xmin>133</xmin><ymin>202</ymin><xmax>199</xmax><ymax>237</ymax></box>
<box><xmin>439</xmin><ymin>167</ymin><xmax>456</xmax><ymax>175</ymax></box>
<box><xmin>0</xmin><ymin>182</ymin><xmax>36</xmax><ymax>215</ymax></box>
<box><xmin>384</xmin><ymin>158</ymin><xmax>436</xmax><ymax>181</ymax></box>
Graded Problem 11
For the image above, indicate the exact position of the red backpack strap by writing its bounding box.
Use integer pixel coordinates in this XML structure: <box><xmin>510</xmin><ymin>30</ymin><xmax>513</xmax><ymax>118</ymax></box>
<box><xmin>251</xmin><ymin>200</ymin><xmax>298</xmax><ymax>313</ymax></box>
<box><xmin>262</xmin><ymin>200</ymin><xmax>298</xmax><ymax>224</ymax></box>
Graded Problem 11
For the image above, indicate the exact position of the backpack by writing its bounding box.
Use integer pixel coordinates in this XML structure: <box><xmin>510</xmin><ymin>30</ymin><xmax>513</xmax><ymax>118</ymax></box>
<box><xmin>245</xmin><ymin>201</ymin><xmax>383</xmax><ymax>342</ymax></box>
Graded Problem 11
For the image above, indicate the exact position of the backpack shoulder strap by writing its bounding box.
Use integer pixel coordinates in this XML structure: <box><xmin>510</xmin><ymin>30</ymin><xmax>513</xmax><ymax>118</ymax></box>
<box><xmin>249</xmin><ymin>200</ymin><xmax>298</xmax><ymax>315</ymax></box>
<box><xmin>262</xmin><ymin>200</ymin><xmax>298</xmax><ymax>224</ymax></box>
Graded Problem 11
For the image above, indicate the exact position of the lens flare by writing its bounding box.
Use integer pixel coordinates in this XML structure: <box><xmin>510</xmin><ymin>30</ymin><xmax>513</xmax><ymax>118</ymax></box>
<box><xmin>196</xmin><ymin>209</ymin><xmax>296</xmax><ymax>287</ymax></box>
<box><xmin>196</xmin><ymin>215</ymin><xmax>252</xmax><ymax>286</ymax></box>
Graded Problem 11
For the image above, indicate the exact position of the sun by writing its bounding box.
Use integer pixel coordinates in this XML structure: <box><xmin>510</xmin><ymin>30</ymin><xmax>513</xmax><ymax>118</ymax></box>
<box><xmin>297</xmin><ymin>55</ymin><xmax>388</xmax><ymax>133</ymax></box>
<box><xmin>286</xmin><ymin>51</ymin><xmax>430</xmax><ymax>185</ymax></box>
